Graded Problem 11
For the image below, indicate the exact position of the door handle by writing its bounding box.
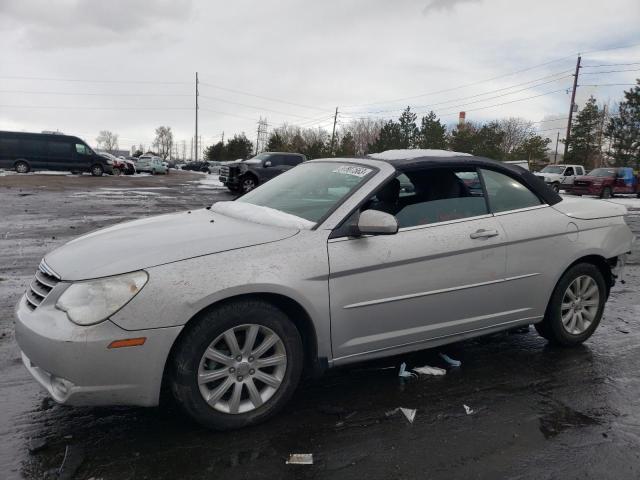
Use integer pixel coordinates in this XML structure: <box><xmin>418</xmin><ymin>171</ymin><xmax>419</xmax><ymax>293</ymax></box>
<box><xmin>470</xmin><ymin>229</ymin><xmax>499</xmax><ymax>239</ymax></box>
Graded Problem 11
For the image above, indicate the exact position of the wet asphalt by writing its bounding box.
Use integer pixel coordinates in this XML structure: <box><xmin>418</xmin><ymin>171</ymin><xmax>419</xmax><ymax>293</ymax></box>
<box><xmin>0</xmin><ymin>171</ymin><xmax>639</xmax><ymax>480</ymax></box>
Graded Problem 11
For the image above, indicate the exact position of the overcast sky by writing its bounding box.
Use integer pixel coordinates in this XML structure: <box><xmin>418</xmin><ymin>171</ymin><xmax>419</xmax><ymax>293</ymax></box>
<box><xmin>1</xmin><ymin>0</ymin><xmax>639</xmax><ymax>155</ymax></box>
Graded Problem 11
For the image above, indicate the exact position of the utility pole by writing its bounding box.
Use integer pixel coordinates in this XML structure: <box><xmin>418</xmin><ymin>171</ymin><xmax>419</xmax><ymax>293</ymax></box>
<box><xmin>563</xmin><ymin>55</ymin><xmax>581</xmax><ymax>157</ymax></box>
<box><xmin>330</xmin><ymin>106</ymin><xmax>339</xmax><ymax>156</ymax></box>
<box><xmin>221</xmin><ymin>131</ymin><xmax>224</xmax><ymax>145</ymax></box>
<box><xmin>554</xmin><ymin>131</ymin><xmax>560</xmax><ymax>163</ymax></box>
<box><xmin>597</xmin><ymin>104</ymin><xmax>608</xmax><ymax>167</ymax></box>
<box><xmin>195</xmin><ymin>72</ymin><xmax>199</xmax><ymax>162</ymax></box>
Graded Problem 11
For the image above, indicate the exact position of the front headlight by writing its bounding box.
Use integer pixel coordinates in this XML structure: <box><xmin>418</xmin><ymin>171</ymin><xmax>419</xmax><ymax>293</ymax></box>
<box><xmin>56</xmin><ymin>271</ymin><xmax>148</xmax><ymax>326</ymax></box>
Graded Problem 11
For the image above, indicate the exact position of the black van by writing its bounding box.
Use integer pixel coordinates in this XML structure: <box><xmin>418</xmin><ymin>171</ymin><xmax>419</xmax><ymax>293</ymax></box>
<box><xmin>0</xmin><ymin>131</ymin><xmax>113</xmax><ymax>176</ymax></box>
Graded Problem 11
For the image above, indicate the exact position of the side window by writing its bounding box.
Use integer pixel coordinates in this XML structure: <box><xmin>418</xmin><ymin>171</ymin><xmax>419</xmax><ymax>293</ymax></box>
<box><xmin>266</xmin><ymin>155</ymin><xmax>283</xmax><ymax>167</ymax></box>
<box><xmin>480</xmin><ymin>169</ymin><xmax>542</xmax><ymax>213</ymax></box>
<box><xmin>367</xmin><ymin>167</ymin><xmax>489</xmax><ymax>228</ymax></box>
<box><xmin>564</xmin><ymin>167</ymin><xmax>574</xmax><ymax>176</ymax></box>
<box><xmin>283</xmin><ymin>155</ymin><xmax>301</xmax><ymax>166</ymax></box>
<box><xmin>48</xmin><ymin>142</ymin><xmax>71</xmax><ymax>156</ymax></box>
<box><xmin>577</xmin><ymin>166</ymin><xmax>585</xmax><ymax>175</ymax></box>
<box><xmin>75</xmin><ymin>144</ymin><xmax>88</xmax><ymax>155</ymax></box>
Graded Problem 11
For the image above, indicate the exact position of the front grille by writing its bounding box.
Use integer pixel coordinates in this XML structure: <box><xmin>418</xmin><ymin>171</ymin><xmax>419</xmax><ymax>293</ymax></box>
<box><xmin>25</xmin><ymin>260</ymin><xmax>61</xmax><ymax>311</ymax></box>
<box><xmin>220</xmin><ymin>166</ymin><xmax>229</xmax><ymax>177</ymax></box>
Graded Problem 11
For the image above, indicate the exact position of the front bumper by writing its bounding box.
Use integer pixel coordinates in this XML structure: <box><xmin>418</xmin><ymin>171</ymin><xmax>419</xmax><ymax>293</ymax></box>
<box><xmin>14</xmin><ymin>294</ymin><xmax>182</xmax><ymax>407</ymax></box>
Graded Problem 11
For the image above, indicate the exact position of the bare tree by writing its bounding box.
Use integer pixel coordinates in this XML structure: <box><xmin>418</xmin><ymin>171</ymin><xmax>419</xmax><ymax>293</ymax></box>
<box><xmin>342</xmin><ymin>118</ymin><xmax>385</xmax><ymax>155</ymax></box>
<box><xmin>96</xmin><ymin>130</ymin><xmax>119</xmax><ymax>153</ymax></box>
<box><xmin>498</xmin><ymin>118</ymin><xmax>535</xmax><ymax>159</ymax></box>
<box><xmin>153</xmin><ymin>126</ymin><xmax>174</xmax><ymax>160</ymax></box>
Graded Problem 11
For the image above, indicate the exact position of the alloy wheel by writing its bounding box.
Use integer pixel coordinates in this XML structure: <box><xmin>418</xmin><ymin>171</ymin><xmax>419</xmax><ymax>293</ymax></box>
<box><xmin>197</xmin><ymin>324</ymin><xmax>287</xmax><ymax>414</ymax></box>
<box><xmin>560</xmin><ymin>275</ymin><xmax>600</xmax><ymax>335</ymax></box>
<box><xmin>242</xmin><ymin>178</ymin><xmax>256</xmax><ymax>192</ymax></box>
<box><xmin>16</xmin><ymin>162</ymin><xmax>28</xmax><ymax>173</ymax></box>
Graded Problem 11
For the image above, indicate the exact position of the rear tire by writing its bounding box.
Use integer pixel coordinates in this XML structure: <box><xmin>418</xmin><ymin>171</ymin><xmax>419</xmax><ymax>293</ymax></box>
<box><xmin>91</xmin><ymin>164</ymin><xmax>104</xmax><ymax>176</ymax></box>
<box><xmin>15</xmin><ymin>161</ymin><xmax>30</xmax><ymax>174</ymax></box>
<box><xmin>536</xmin><ymin>263</ymin><xmax>606</xmax><ymax>347</ymax></box>
<box><xmin>169</xmin><ymin>299</ymin><xmax>303</xmax><ymax>430</ymax></box>
<box><xmin>600</xmin><ymin>187</ymin><xmax>612</xmax><ymax>199</ymax></box>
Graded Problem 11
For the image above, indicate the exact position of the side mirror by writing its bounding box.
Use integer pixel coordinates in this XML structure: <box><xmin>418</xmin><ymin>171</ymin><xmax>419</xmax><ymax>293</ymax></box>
<box><xmin>264</xmin><ymin>160</ymin><xmax>272</xmax><ymax>167</ymax></box>
<box><xmin>352</xmin><ymin>210</ymin><xmax>399</xmax><ymax>236</ymax></box>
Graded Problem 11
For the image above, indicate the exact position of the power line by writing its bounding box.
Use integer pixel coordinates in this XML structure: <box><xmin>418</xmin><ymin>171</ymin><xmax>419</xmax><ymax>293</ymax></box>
<box><xmin>199</xmin><ymin>94</ymin><xmax>315</xmax><ymax>120</ymax></box>
<box><xmin>0</xmin><ymin>75</ymin><xmax>190</xmax><ymax>85</ymax></box>
<box><xmin>582</xmin><ymin>62</ymin><xmax>640</xmax><ymax>68</ymax></box>
<box><xmin>581</xmin><ymin>68</ymin><xmax>640</xmax><ymax>75</ymax></box>
<box><xmin>199</xmin><ymin>80</ymin><xmax>332</xmax><ymax>113</ymax></box>
<box><xmin>579</xmin><ymin>83</ymin><xmax>637</xmax><ymax>87</ymax></box>
<box><xmin>0</xmin><ymin>90</ymin><xmax>191</xmax><ymax>97</ymax></box>
<box><xmin>0</xmin><ymin>104</ymin><xmax>191</xmax><ymax>110</ymax></box>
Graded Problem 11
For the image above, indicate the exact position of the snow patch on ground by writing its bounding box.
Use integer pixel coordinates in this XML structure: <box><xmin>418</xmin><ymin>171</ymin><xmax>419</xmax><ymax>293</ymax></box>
<box><xmin>0</xmin><ymin>169</ymin><xmax>72</xmax><ymax>176</ymax></box>
<box><xmin>195</xmin><ymin>175</ymin><xmax>224</xmax><ymax>189</ymax></box>
<box><xmin>368</xmin><ymin>149</ymin><xmax>472</xmax><ymax>160</ymax></box>
<box><xmin>211</xmin><ymin>201</ymin><xmax>315</xmax><ymax>229</ymax></box>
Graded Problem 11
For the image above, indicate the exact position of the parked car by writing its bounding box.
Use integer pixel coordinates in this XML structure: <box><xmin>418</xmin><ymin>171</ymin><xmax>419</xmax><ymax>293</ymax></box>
<box><xmin>565</xmin><ymin>167</ymin><xmax>640</xmax><ymax>198</ymax></box>
<box><xmin>135</xmin><ymin>155</ymin><xmax>168</xmax><ymax>175</ymax></box>
<box><xmin>207</xmin><ymin>161</ymin><xmax>224</xmax><ymax>174</ymax></box>
<box><xmin>182</xmin><ymin>161</ymin><xmax>210</xmax><ymax>172</ymax></box>
<box><xmin>534</xmin><ymin>164</ymin><xmax>586</xmax><ymax>192</ymax></box>
<box><xmin>219</xmin><ymin>152</ymin><xmax>306</xmax><ymax>193</ymax></box>
<box><xmin>97</xmin><ymin>152</ymin><xmax>135</xmax><ymax>176</ymax></box>
<box><xmin>0</xmin><ymin>130</ymin><xmax>113</xmax><ymax>176</ymax></box>
<box><xmin>14</xmin><ymin>150</ymin><xmax>633</xmax><ymax>430</ymax></box>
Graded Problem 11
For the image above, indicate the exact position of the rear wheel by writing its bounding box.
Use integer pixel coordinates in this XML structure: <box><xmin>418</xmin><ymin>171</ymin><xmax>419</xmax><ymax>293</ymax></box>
<box><xmin>600</xmin><ymin>187</ymin><xmax>612</xmax><ymax>199</ymax></box>
<box><xmin>536</xmin><ymin>263</ymin><xmax>606</xmax><ymax>346</ymax></box>
<box><xmin>169</xmin><ymin>300</ymin><xmax>303</xmax><ymax>430</ymax></box>
<box><xmin>90</xmin><ymin>164</ymin><xmax>104</xmax><ymax>176</ymax></box>
<box><xmin>112</xmin><ymin>167</ymin><xmax>122</xmax><ymax>176</ymax></box>
<box><xmin>15</xmin><ymin>161</ymin><xmax>30</xmax><ymax>174</ymax></box>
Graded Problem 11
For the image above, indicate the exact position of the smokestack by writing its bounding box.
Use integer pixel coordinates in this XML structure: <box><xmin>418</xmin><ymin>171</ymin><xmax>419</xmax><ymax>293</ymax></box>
<box><xmin>458</xmin><ymin>111</ymin><xmax>466</xmax><ymax>125</ymax></box>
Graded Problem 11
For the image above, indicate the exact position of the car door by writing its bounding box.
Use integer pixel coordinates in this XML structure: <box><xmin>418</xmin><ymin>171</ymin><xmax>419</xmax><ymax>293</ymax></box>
<box><xmin>328</xmin><ymin>167</ymin><xmax>508</xmax><ymax>362</ymax></box>
<box><xmin>562</xmin><ymin>166</ymin><xmax>575</xmax><ymax>186</ymax></box>
<box><xmin>479</xmin><ymin>168</ymin><xmax>572</xmax><ymax>323</ymax></box>
<box><xmin>47</xmin><ymin>140</ymin><xmax>74</xmax><ymax>171</ymax></box>
<box><xmin>261</xmin><ymin>154</ymin><xmax>285</xmax><ymax>180</ymax></box>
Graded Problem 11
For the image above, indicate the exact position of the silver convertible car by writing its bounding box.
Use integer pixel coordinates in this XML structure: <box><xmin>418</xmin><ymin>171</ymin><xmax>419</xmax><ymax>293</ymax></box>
<box><xmin>15</xmin><ymin>150</ymin><xmax>634</xmax><ymax>430</ymax></box>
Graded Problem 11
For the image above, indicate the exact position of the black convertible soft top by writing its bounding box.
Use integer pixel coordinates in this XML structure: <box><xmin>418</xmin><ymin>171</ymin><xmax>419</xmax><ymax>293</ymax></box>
<box><xmin>369</xmin><ymin>154</ymin><xmax>563</xmax><ymax>206</ymax></box>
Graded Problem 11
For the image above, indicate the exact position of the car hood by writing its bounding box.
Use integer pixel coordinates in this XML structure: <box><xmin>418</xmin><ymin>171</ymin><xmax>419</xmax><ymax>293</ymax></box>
<box><xmin>44</xmin><ymin>209</ymin><xmax>298</xmax><ymax>281</ymax></box>
<box><xmin>553</xmin><ymin>196</ymin><xmax>627</xmax><ymax>219</ymax></box>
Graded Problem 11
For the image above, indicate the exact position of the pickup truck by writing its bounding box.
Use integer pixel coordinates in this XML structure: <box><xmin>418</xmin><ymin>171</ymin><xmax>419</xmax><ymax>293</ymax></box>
<box><xmin>534</xmin><ymin>164</ymin><xmax>586</xmax><ymax>192</ymax></box>
<box><xmin>219</xmin><ymin>152</ymin><xmax>306</xmax><ymax>193</ymax></box>
<box><xmin>565</xmin><ymin>167</ymin><xmax>640</xmax><ymax>198</ymax></box>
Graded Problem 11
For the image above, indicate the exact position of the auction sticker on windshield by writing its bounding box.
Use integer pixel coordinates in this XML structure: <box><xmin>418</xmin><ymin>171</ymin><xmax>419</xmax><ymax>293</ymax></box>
<box><xmin>332</xmin><ymin>166</ymin><xmax>372</xmax><ymax>177</ymax></box>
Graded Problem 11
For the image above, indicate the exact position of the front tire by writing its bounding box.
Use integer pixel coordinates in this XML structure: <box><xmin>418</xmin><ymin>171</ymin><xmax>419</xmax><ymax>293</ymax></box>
<box><xmin>600</xmin><ymin>187</ymin><xmax>612</xmax><ymax>199</ymax></box>
<box><xmin>241</xmin><ymin>176</ymin><xmax>258</xmax><ymax>193</ymax></box>
<box><xmin>112</xmin><ymin>167</ymin><xmax>122</xmax><ymax>176</ymax></box>
<box><xmin>551</xmin><ymin>183</ymin><xmax>560</xmax><ymax>193</ymax></box>
<box><xmin>15</xmin><ymin>161</ymin><xmax>30</xmax><ymax>174</ymax></box>
<box><xmin>169</xmin><ymin>300</ymin><xmax>303</xmax><ymax>430</ymax></box>
<box><xmin>536</xmin><ymin>263</ymin><xmax>606</xmax><ymax>346</ymax></box>
<box><xmin>91</xmin><ymin>164</ymin><xmax>104</xmax><ymax>176</ymax></box>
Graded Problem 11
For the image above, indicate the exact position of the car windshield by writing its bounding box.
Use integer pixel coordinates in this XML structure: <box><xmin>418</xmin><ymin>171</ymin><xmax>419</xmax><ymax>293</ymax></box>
<box><xmin>588</xmin><ymin>168</ymin><xmax>616</xmax><ymax>177</ymax></box>
<box><xmin>237</xmin><ymin>162</ymin><xmax>376</xmax><ymax>223</ymax></box>
<box><xmin>541</xmin><ymin>166</ymin><xmax>565</xmax><ymax>174</ymax></box>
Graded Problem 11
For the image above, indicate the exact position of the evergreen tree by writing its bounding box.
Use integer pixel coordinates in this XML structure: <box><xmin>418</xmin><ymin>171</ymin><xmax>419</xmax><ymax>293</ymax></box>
<box><xmin>447</xmin><ymin>124</ymin><xmax>477</xmax><ymax>154</ymax></box>
<box><xmin>368</xmin><ymin>120</ymin><xmax>403</xmax><ymax>152</ymax></box>
<box><xmin>266</xmin><ymin>131</ymin><xmax>286</xmax><ymax>152</ymax></box>
<box><xmin>606</xmin><ymin>80</ymin><xmax>640</xmax><ymax>168</ymax></box>
<box><xmin>472</xmin><ymin>121</ymin><xmax>504</xmax><ymax>159</ymax></box>
<box><xmin>417</xmin><ymin>111</ymin><xmax>447</xmax><ymax>149</ymax></box>
<box><xmin>511</xmin><ymin>135</ymin><xmax>551</xmax><ymax>162</ymax></box>
<box><xmin>336</xmin><ymin>131</ymin><xmax>356</xmax><ymax>156</ymax></box>
<box><xmin>398</xmin><ymin>106</ymin><xmax>418</xmax><ymax>148</ymax></box>
<box><xmin>204</xmin><ymin>141</ymin><xmax>225</xmax><ymax>161</ymax></box>
<box><xmin>225</xmin><ymin>133</ymin><xmax>253</xmax><ymax>160</ymax></box>
<box><xmin>566</xmin><ymin>96</ymin><xmax>601</xmax><ymax>167</ymax></box>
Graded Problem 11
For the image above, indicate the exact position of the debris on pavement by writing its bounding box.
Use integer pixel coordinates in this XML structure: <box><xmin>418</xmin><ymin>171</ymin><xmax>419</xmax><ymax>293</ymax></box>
<box><xmin>385</xmin><ymin>407</ymin><xmax>417</xmax><ymax>424</ymax></box>
<box><xmin>28</xmin><ymin>437</ymin><xmax>48</xmax><ymax>454</ymax></box>
<box><xmin>398</xmin><ymin>362</ymin><xmax>417</xmax><ymax>378</ymax></box>
<box><xmin>439</xmin><ymin>353</ymin><xmax>462</xmax><ymax>367</ymax></box>
<box><xmin>286</xmin><ymin>453</ymin><xmax>314</xmax><ymax>465</ymax></box>
<box><xmin>413</xmin><ymin>365</ymin><xmax>446</xmax><ymax>376</ymax></box>
<box><xmin>463</xmin><ymin>404</ymin><xmax>475</xmax><ymax>415</ymax></box>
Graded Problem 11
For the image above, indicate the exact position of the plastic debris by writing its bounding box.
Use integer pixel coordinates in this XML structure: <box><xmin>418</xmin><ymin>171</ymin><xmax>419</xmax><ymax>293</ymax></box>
<box><xmin>413</xmin><ymin>365</ymin><xmax>446</xmax><ymax>376</ymax></box>
<box><xmin>386</xmin><ymin>407</ymin><xmax>417</xmax><ymax>423</ymax></box>
<box><xmin>400</xmin><ymin>407</ymin><xmax>417</xmax><ymax>423</ymax></box>
<box><xmin>463</xmin><ymin>404</ymin><xmax>475</xmax><ymax>415</ymax></box>
<box><xmin>286</xmin><ymin>453</ymin><xmax>314</xmax><ymax>465</ymax></box>
<box><xmin>439</xmin><ymin>353</ymin><xmax>462</xmax><ymax>367</ymax></box>
<box><xmin>398</xmin><ymin>362</ymin><xmax>417</xmax><ymax>378</ymax></box>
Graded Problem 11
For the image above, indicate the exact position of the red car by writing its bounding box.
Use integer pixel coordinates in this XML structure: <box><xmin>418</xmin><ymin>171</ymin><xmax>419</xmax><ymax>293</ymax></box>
<box><xmin>565</xmin><ymin>167</ymin><xmax>640</xmax><ymax>198</ymax></box>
